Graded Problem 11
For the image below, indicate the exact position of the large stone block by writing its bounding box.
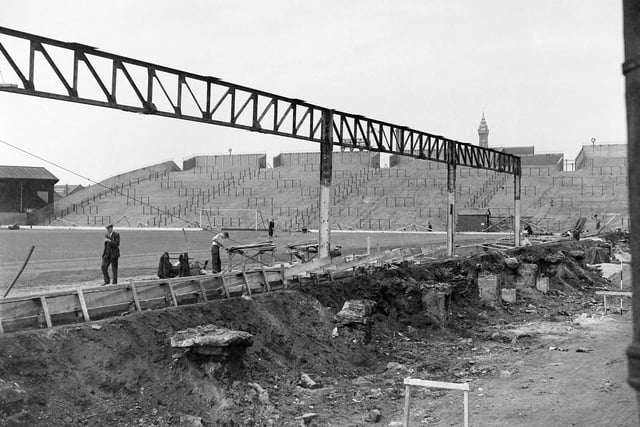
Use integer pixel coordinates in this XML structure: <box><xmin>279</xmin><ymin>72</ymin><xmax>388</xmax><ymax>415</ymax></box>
<box><xmin>171</xmin><ymin>324</ymin><xmax>253</xmax><ymax>358</ymax></box>
<box><xmin>172</xmin><ymin>324</ymin><xmax>253</xmax><ymax>348</ymax></box>
<box><xmin>421</xmin><ymin>283</ymin><xmax>452</xmax><ymax>326</ymax></box>
<box><xmin>536</xmin><ymin>275</ymin><xmax>549</xmax><ymax>293</ymax></box>
<box><xmin>478</xmin><ymin>274</ymin><xmax>500</xmax><ymax>304</ymax></box>
<box><xmin>501</xmin><ymin>288</ymin><xmax>516</xmax><ymax>303</ymax></box>
<box><xmin>334</xmin><ymin>300</ymin><xmax>376</xmax><ymax>325</ymax></box>
<box><xmin>515</xmin><ymin>263</ymin><xmax>539</xmax><ymax>289</ymax></box>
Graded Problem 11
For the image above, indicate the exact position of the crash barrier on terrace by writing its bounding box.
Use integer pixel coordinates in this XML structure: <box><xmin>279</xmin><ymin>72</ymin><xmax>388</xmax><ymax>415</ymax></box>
<box><xmin>403</xmin><ymin>378</ymin><xmax>470</xmax><ymax>427</ymax></box>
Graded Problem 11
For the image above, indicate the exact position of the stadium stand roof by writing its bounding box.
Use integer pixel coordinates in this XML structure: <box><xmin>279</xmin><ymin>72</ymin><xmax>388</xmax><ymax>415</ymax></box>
<box><xmin>0</xmin><ymin>165</ymin><xmax>58</xmax><ymax>181</ymax></box>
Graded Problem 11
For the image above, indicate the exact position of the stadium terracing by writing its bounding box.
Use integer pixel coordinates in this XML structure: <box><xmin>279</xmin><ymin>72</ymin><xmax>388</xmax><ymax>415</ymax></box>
<box><xmin>14</xmin><ymin>142</ymin><xmax>627</xmax><ymax>236</ymax></box>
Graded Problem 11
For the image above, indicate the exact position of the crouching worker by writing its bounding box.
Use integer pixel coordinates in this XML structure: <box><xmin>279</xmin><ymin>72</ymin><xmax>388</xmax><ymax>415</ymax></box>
<box><xmin>158</xmin><ymin>252</ymin><xmax>173</xmax><ymax>279</ymax></box>
<box><xmin>211</xmin><ymin>231</ymin><xmax>229</xmax><ymax>273</ymax></box>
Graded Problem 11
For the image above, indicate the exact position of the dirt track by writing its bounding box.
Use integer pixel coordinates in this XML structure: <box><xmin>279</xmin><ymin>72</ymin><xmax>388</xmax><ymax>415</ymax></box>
<box><xmin>0</xmin><ymin>235</ymin><xmax>637</xmax><ymax>426</ymax></box>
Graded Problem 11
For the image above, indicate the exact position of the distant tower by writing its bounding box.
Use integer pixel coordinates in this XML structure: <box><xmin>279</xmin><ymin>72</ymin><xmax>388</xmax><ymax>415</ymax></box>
<box><xmin>478</xmin><ymin>113</ymin><xmax>489</xmax><ymax>148</ymax></box>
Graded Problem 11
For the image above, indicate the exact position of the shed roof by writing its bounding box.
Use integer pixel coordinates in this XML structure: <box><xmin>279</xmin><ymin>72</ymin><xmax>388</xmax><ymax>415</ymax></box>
<box><xmin>0</xmin><ymin>166</ymin><xmax>58</xmax><ymax>181</ymax></box>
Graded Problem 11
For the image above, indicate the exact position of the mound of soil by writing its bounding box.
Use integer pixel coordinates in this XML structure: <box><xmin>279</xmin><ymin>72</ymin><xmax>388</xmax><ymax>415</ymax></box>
<box><xmin>0</xmin><ymin>238</ymin><xmax>622</xmax><ymax>426</ymax></box>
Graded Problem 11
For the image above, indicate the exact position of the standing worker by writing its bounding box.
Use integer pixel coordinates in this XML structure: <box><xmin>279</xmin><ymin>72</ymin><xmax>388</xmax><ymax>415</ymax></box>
<box><xmin>101</xmin><ymin>224</ymin><xmax>120</xmax><ymax>285</ymax></box>
<box><xmin>268</xmin><ymin>219</ymin><xmax>275</xmax><ymax>238</ymax></box>
<box><xmin>211</xmin><ymin>231</ymin><xmax>229</xmax><ymax>273</ymax></box>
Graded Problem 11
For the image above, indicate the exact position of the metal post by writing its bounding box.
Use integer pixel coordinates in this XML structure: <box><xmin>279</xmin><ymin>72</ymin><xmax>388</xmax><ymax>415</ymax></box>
<box><xmin>623</xmin><ymin>0</ymin><xmax>640</xmax><ymax>418</ymax></box>
<box><xmin>591</xmin><ymin>137</ymin><xmax>596</xmax><ymax>175</ymax></box>
<box><xmin>446</xmin><ymin>160</ymin><xmax>456</xmax><ymax>257</ymax></box>
<box><xmin>318</xmin><ymin>109</ymin><xmax>333</xmax><ymax>258</ymax></box>
<box><xmin>514</xmin><ymin>173</ymin><xmax>521</xmax><ymax>247</ymax></box>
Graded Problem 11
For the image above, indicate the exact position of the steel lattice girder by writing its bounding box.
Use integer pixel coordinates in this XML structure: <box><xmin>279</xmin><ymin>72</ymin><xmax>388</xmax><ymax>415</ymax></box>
<box><xmin>0</xmin><ymin>26</ymin><xmax>520</xmax><ymax>175</ymax></box>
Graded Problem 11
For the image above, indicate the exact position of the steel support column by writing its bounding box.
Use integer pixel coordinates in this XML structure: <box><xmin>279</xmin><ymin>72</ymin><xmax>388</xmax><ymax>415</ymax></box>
<box><xmin>446</xmin><ymin>162</ymin><xmax>456</xmax><ymax>257</ymax></box>
<box><xmin>514</xmin><ymin>173</ymin><xmax>521</xmax><ymax>247</ymax></box>
<box><xmin>623</xmin><ymin>0</ymin><xmax>640</xmax><ymax>418</ymax></box>
<box><xmin>318</xmin><ymin>109</ymin><xmax>333</xmax><ymax>258</ymax></box>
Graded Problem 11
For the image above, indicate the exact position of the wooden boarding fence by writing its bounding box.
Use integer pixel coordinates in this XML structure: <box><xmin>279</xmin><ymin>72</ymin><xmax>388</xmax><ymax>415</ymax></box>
<box><xmin>0</xmin><ymin>268</ymin><xmax>287</xmax><ymax>334</ymax></box>
<box><xmin>0</xmin><ymin>246</ymin><xmax>431</xmax><ymax>334</ymax></box>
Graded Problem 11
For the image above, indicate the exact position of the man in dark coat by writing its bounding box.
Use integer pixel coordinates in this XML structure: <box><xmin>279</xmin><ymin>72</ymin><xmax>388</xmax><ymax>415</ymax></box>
<box><xmin>268</xmin><ymin>219</ymin><xmax>275</xmax><ymax>238</ymax></box>
<box><xmin>101</xmin><ymin>224</ymin><xmax>120</xmax><ymax>285</ymax></box>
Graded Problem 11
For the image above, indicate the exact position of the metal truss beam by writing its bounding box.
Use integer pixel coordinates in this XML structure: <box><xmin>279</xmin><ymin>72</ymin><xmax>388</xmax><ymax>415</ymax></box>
<box><xmin>0</xmin><ymin>26</ymin><xmax>520</xmax><ymax>175</ymax></box>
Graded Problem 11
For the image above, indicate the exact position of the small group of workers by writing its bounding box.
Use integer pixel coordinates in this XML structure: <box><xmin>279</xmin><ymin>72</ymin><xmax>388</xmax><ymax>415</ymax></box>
<box><xmin>100</xmin><ymin>224</ymin><xmax>231</xmax><ymax>285</ymax></box>
<box><xmin>101</xmin><ymin>219</ymin><xmax>286</xmax><ymax>284</ymax></box>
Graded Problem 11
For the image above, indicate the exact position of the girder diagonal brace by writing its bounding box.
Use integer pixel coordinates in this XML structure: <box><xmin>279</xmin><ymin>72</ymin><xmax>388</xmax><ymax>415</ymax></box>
<box><xmin>0</xmin><ymin>26</ymin><xmax>520</xmax><ymax>176</ymax></box>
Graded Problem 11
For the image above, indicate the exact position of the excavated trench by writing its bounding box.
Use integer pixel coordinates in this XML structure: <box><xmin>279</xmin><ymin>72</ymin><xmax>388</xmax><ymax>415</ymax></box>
<box><xmin>0</xmin><ymin>236</ymin><xmax>622</xmax><ymax>426</ymax></box>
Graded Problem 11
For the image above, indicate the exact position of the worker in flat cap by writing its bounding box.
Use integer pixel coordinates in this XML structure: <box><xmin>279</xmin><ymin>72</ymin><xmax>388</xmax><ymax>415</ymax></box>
<box><xmin>101</xmin><ymin>224</ymin><xmax>121</xmax><ymax>285</ymax></box>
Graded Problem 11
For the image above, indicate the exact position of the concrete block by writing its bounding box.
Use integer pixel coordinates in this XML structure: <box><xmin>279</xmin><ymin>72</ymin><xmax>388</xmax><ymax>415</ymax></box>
<box><xmin>516</xmin><ymin>263</ymin><xmax>538</xmax><ymax>289</ymax></box>
<box><xmin>536</xmin><ymin>275</ymin><xmax>549</xmax><ymax>293</ymax></box>
<box><xmin>478</xmin><ymin>274</ymin><xmax>500</xmax><ymax>304</ymax></box>
<box><xmin>421</xmin><ymin>283</ymin><xmax>452</xmax><ymax>326</ymax></box>
<box><xmin>501</xmin><ymin>288</ymin><xmax>516</xmax><ymax>303</ymax></box>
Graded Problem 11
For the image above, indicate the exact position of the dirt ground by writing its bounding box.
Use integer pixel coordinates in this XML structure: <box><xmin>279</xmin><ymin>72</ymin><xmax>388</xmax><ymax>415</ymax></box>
<box><xmin>0</xmin><ymin>233</ymin><xmax>638</xmax><ymax>426</ymax></box>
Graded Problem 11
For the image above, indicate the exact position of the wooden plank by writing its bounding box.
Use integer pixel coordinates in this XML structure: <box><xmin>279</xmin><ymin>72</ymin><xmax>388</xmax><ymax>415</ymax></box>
<box><xmin>284</xmin><ymin>257</ymin><xmax>332</xmax><ymax>279</ymax></box>
<box><xmin>198</xmin><ymin>279</ymin><xmax>208</xmax><ymax>301</ymax></box>
<box><xmin>129</xmin><ymin>279</ymin><xmax>142</xmax><ymax>311</ymax></box>
<box><xmin>82</xmin><ymin>287</ymin><xmax>135</xmax><ymax>313</ymax></box>
<box><xmin>243</xmin><ymin>271</ymin><xmax>261</xmax><ymax>293</ymax></box>
<box><xmin>40</xmin><ymin>296</ymin><xmax>53</xmax><ymax>328</ymax></box>
<box><xmin>220</xmin><ymin>274</ymin><xmax>230</xmax><ymax>298</ymax></box>
<box><xmin>166</xmin><ymin>279</ymin><xmax>178</xmax><ymax>306</ymax></box>
<box><xmin>261</xmin><ymin>267</ymin><xmax>272</xmax><ymax>292</ymax></box>
<box><xmin>171</xmin><ymin>280</ymin><xmax>201</xmax><ymax>297</ymax></box>
<box><xmin>76</xmin><ymin>288</ymin><xmax>91</xmax><ymax>322</ymax></box>
<box><xmin>403</xmin><ymin>378</ymin><xmax>470</xmax><ymax>391</ymax></box>
<box><xmin>281</xmin><ymin>264</ymin><xmax>288</xmax><ymax>288</ymax></box>
<box><xmin>595</xmin><ymin>291</ymin><xmax>632</xmax><ymax>297</ymax></box>
<box><xmin>200</xmin><ymin>276</ymin><xmax>225</xmax><ymax>297</ymax></box>
<box><xmin>241</xmin><ymin>272</ymin><xmax>252</xmax><ymax>295</ymax></box>
<box><xmin>0</xmin><ymin>299</ymin><xmax>43</xmax><ymax>324</ymax></box>
<box><xmin>223</xmin><ymin>273</ymin><xmax>247</xmax><ymax>294</ymax></box>
<box><xmin>31</xmin><ymin>293</ymin><xmax>79</xmax><ymax>319</ymax></box>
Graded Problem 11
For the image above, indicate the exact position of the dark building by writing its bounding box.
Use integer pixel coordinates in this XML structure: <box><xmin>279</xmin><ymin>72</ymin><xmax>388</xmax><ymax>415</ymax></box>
<box><xmin>0</xmin><ymin>166</ymin><xmax>58</xmax><ymax>224</ymax></box>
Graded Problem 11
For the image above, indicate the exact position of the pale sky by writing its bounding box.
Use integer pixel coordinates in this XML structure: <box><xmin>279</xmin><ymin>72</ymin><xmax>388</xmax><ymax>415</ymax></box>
<box><xmin>0</xmin><ymin>1</ymin><xmax>626</xmax><ymax>185</ymax></box>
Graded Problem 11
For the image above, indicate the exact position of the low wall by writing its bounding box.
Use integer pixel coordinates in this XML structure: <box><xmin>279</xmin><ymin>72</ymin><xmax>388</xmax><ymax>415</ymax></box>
<box><xmin>0</xmin><ymin>212</ymin><xmax>26</xmax><ymax>225</ymax></box>
<box><xmin>575</xmin><ymin>144</ymin><xmax>627</xmax><ymax>169</ymax></box>
<box><xmin>183</xmin><ymin>154</ymin><xmax>266</xmax><ymax>170</ymax></box>
<box><xmin>98</xmin><ymin>161</ymin><xmax>180</xmax><ymax>188</ymax></box>
<box><xmin>501</xmin><ymin>146</ymin><xmax>535</xmax><ymax>156</ymax></box>
<box><xmin>520</xmin><ymin>153</ymin><xmax>564</xmax><ymax>170</ymax></box>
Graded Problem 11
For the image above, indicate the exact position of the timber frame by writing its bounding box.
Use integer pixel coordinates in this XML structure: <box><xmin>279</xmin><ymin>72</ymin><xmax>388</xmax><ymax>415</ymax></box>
<box><xmin>0</xmin><ymin>26</ymin><xmax>520</xmax><ymax>175</ymax></box>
